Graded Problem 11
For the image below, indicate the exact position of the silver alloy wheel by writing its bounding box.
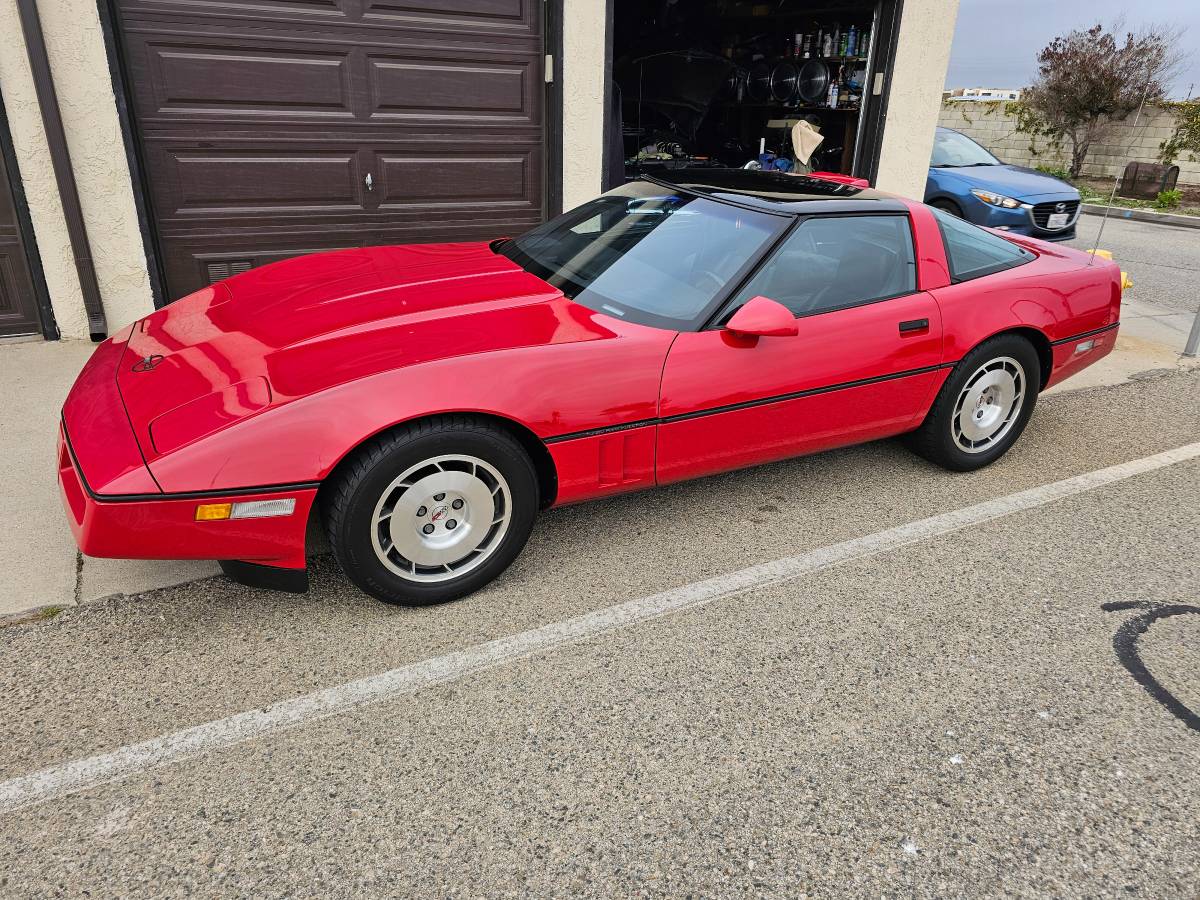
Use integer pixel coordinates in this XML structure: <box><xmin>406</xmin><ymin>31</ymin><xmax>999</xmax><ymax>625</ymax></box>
<box><xmin>370</xmin><ymin>454</ymin><xmax>512</xmax><ymax>583</ymax></box>
<box><xmin>951</xmin><ymin>356</ymin><xmax>1026</xmax><ymax>454</ymax></box>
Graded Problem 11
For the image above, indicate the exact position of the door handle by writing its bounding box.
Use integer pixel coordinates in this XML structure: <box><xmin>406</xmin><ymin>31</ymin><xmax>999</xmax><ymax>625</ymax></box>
<box><xmin>364</xmin><ymin>172</ymin><xmax>374</xmax><ymax>192</ymax></box>
<box><xmin>898</xmin><ymin>318</ymin><xmax>929</xmax><ymax>334</ymax></box>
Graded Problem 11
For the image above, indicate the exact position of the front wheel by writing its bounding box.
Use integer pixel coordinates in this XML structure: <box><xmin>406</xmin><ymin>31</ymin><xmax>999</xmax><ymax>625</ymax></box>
<box><xmin>930</xmin><ymin>198</ymin><xmax>965</xmax><ymax>218</ymax></box>
<box><xmin>322</xmin><ymin>417</ymin><xmax>539</xmax><ymax>606</ymax></box>
<box><xmin>906</xmin><ymin>334</ymin><xmax>1041</xmax><ymax>472</ymax></box>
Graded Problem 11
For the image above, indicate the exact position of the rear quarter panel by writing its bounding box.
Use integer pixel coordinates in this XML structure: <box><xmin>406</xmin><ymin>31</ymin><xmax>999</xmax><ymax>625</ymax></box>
<box><xmin>931</xmin><ymin>238</ymin><xmax>1122</xmax><ymax>381</ymax></box>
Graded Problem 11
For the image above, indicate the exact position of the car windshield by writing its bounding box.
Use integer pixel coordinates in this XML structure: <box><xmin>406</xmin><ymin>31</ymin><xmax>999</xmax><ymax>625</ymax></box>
<box><xmin>499</xmin><ymin>180</ymin><xmax>789</xmax><ymax>330</ymax></box>
<box><xmin>930</xmin><ymin>128</ymin><xmax>1001</xmax><ymax>168</ymax></box>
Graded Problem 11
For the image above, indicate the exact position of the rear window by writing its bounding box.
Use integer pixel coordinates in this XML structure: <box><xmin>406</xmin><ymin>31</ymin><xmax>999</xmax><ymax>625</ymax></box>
<box><xmin>932</xmin><ymin>207</ymin><xmax>1034</xmax><ymax>282</ymax></box>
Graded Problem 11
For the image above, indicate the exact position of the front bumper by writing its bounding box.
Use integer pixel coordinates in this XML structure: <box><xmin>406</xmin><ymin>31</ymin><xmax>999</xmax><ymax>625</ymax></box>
<box><xmin>58</xmin><ymin>423</ymin><xmax>315</xmax><ymax>568</ymax></box>
<box><xmin>968</xmin><ymin>197</ymin><xmax>1080</xmax><ymax>241</ymax></box>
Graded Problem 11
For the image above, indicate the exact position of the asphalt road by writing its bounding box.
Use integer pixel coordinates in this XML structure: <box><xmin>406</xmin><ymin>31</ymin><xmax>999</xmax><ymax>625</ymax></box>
<box><xmin>1069</xmin><ymin>214</ymin><xmax>1200</xmax><ymax>315</ymax></box>
<box><xmin>1</xmin><ymin>365</ymin><xmax>1198</xmax><ymax>897</ymax></box>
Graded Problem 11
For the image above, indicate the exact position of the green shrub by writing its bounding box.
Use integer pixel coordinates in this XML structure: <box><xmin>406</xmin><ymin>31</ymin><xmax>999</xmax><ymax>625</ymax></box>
<box><xmin>1154</xmin><ymin>189</ymin><xmax>1182</xmax><ymax>210</ymax></box>
<box><xmin>1035</xmin><ymin>165</ymin><xmax>1073</xmax><ymax>182</ymax></box>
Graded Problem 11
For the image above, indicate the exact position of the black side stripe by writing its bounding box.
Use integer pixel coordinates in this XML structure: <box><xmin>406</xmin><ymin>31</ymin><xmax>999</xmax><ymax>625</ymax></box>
<box><xmin>544</xmin><ymin>362</ymin><xmax>956</xmax><ymax>444</ymax></box>
<box><xmin>1050</xmin><ymin>322</ymin><xmax>1120</xmax><ymax>346</ymax></box>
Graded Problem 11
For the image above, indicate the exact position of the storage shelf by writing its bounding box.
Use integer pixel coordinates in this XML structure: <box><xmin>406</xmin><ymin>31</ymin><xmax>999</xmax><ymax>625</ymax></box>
<box><xmin>717</xmin><ymin>101</ymin><xmax>862</xmax><ymax>112</ymax></box>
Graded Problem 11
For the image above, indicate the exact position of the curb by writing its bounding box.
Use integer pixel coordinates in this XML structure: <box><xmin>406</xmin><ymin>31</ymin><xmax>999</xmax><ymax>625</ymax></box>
<box><xmin>1081</xmin><ymin>203</ymin><xmax>1200</xmax><ymax>230</ymax></box>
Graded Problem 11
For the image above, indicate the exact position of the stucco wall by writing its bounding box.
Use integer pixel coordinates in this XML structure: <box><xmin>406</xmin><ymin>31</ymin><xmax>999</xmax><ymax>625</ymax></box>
<box><xmin>938</xmin><ymin>102</ymin><xmax>1200</xmax><ymax>186</ymax></box>
<box><xmin>0</xmin><ymin>0</ymin><xmax>153</xmax><ymax>341</ymax></box>
<box><xmin>873</xmin><ymin>0</ymin><xmax>961</xmax><ymax>199</ymax></box>
<box><xmin>561</xmin><ymin>0</ymin><xmax>607</xmax><ymax>212</ymax></box>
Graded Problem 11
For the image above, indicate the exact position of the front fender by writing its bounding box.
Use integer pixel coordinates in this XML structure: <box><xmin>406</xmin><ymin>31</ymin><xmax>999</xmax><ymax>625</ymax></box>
<box><xmin>146</xmin><ymin>329</ymin><xmax>676</xmax><ymax>494</ymax></box>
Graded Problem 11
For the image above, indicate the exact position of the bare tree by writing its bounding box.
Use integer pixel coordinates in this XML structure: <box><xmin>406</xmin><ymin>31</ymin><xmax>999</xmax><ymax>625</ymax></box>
<box><xmin>1020</xmin><ymin>23</ymin><xmax>1185</xmax><ymax>179</ymax></box>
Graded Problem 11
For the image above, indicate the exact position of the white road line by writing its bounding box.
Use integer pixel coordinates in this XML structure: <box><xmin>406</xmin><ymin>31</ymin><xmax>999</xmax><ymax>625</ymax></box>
<box><xmin>3</xmin><ymin>442</ymin><xmax>1199</xmax><ymax>815</ymax></box>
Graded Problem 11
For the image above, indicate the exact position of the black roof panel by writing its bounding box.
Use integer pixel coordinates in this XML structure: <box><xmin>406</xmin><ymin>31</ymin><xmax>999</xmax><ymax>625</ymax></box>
<box><xmin>642</xmin><ymin>167</ymin><xmax>908</xmax><ymax>215</ymax></box>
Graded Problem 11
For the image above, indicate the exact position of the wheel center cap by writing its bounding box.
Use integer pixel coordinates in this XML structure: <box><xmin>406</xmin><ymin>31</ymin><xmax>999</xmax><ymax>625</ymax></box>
<box><xmin>430</xmin><ymin>505</ymin><xmax>449</xmax><ymax>523</ymax></box>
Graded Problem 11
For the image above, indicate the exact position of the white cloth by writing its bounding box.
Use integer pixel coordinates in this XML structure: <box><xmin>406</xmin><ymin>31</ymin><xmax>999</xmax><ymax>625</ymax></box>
<box><xmin>791</xmin><ymin>120</ymin><xmax>824</xmax><ymax>165</ymax></box>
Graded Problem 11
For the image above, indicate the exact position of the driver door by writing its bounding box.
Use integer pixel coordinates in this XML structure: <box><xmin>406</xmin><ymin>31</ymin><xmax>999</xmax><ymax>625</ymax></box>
<box><xmin>656</xmin><ymin>213</ymin><xmax>945</xmax><ymax>484</ymax></box>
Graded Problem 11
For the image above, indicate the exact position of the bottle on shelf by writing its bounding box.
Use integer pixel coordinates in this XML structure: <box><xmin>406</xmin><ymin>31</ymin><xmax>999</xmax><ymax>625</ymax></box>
<box><xmin>828</xmin><ymin>78</ymin><xmax>839</xmax><ymax>109</ymax></box>
<box><xmin>847</xmin><ymin>25</ymin><xmax>858</xmax><ymax>58</ymax></box>
<box><xmin>821</xmin><ymin>30</ymin><xmax>833</xmax><ymax>57</ymax></box>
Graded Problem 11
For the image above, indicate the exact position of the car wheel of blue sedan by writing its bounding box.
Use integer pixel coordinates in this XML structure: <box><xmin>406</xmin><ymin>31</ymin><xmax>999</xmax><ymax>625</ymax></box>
<box><xmin>930</xmin><ymin>198</ymin><xmax>964</xmax><ymax>218</ymax></box>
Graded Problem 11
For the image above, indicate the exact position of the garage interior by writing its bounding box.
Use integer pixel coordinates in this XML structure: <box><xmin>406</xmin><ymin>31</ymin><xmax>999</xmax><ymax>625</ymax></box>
<box><xmin>611</xmin><ymin>0</ymin><xmax>895</xmax><ymax>184</ymax></box>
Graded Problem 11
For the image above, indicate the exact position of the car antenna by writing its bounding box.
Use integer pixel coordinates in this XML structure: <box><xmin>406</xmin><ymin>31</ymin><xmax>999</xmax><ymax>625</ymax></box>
<box><xmin>1090</xmin><ymin>73</ymin><xmax>1153</xmax><ymax>265</ymax></box>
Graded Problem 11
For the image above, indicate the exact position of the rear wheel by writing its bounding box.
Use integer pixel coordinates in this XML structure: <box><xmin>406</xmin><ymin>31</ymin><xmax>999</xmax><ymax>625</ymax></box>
<box><xmin>906</xmin><ymin>334</ymin><xmax>1040</xmax><ymax>472</ymax></box>
<box><xmin>323</xmin><ymin>417</ymin><xmax>538</xmax><ymax>606</ymax></box>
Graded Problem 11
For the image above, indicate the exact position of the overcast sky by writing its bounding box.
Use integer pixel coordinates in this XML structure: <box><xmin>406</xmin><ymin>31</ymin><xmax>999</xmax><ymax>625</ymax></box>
<box><xmin>945</xmin><ymin>0</ymin><xmax>1200</xmax><ymax>98</ymax></box>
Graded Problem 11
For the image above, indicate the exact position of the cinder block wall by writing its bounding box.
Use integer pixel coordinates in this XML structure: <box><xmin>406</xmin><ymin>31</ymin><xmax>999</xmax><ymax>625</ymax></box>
<box><xmin>937</xmin><ymin>102</ymin><xmax>1200</xmax><ymax>186</ymax></box>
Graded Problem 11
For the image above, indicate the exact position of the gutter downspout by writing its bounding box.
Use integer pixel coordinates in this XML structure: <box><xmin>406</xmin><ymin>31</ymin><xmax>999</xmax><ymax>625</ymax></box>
<box><xmin>16</xmin><ymin>0</ymin><xmax>108</xmax><ymax>341</ymax></box>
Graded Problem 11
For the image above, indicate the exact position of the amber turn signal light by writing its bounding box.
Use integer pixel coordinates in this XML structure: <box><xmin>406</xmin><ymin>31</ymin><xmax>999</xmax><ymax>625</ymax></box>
<box><xmin>195</xmin><ymin>503</ymin><xmax>233</xmax><ymax>521</ymax></box>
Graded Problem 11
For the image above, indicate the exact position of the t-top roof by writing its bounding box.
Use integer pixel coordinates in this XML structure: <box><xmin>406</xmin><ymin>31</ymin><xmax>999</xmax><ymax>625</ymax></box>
<box><xmin>641</xmin><ymin>167</ymin><xmax>907</xmax><ymax>215</ymax></box>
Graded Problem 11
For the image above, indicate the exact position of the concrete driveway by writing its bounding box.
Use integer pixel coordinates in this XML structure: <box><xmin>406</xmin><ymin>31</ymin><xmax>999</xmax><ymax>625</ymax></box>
<box><xmin>0</xmin><ymin>340</ymin><xmax>216</xmax><ymax>619</ymax></box>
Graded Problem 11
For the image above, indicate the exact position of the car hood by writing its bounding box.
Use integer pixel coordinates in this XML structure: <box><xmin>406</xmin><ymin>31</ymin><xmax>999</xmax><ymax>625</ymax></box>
<box><xmin>934</xmin><ymin>164</ymin><xmax>1079</xmax><ymax>201</ymax></box>
<box><xmin>117</xmin><ymin>242</ymin><xmax>598</xmax><ymax>458</ymax></box>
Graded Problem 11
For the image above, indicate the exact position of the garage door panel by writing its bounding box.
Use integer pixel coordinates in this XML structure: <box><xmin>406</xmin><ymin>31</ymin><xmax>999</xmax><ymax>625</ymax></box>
<box><xmin>119</xmin><ymin>0</ymin><xmax>354</xmax><ymax>23</ymax></box>
<box><xmin>362</xmin><ymin>0</ymin><xmax>534</xmax><ymax>32</ymax></box>
<box><xmin>367</xmin><ymin>55</ymin><xmax>535</xmax><ymax>122</ymax></box>
<box><xmin>374</xmin><ymin>151</ymin><xmax>535</xmax><ymax>210</ymax></box>
<box><xmin>152</xmin><ymin>149</ymin><xmax>363</xmax><ymax>218</ymax></box>
<box><xmin>0</xmin><ymin>253</ymin><xmax>31</xmax><ymax>329</ymax></box>
<box><xmin>141</xmin><ymin>44</ymin><xmax>354</xmax><ymax>120</ymax></box>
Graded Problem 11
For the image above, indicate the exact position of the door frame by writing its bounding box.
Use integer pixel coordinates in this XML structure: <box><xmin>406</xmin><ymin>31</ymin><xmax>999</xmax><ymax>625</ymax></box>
<box><xmin>0</xmin><ymin>95</ymin><xmax>57</xmax><ymax>339</ymax></box>
<box><xmin>95</xmin><ymin>0</ymin><xmax>566</xmax><ymax>308</ymax></box>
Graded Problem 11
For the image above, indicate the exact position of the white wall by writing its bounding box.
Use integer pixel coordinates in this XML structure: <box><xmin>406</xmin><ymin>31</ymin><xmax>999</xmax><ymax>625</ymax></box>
<box><xmin>939</xmin><ymin>101</ymin><xmax>1200</xmax><ymax>186</ymax></box>
<box><xmin>872</xmin><ymin>0</ymin><xmax>961</xmax><ymax>199</ymax></box>
<box><xmin>560</xmin><ymin>0</ymin><xmax>607</xmax><ymax>211</ymax></box>
<box><xmin>0</xmin><ymin>0</ymin><xmax>153</xmax><ymax>340</ymax></box>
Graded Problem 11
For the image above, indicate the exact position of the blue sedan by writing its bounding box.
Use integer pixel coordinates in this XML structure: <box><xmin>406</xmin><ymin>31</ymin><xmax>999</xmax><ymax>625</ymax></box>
<box><xmin>925</xmin><ymin>127</ymin><xmax>1081</xmax><ymax>241</ymax></box>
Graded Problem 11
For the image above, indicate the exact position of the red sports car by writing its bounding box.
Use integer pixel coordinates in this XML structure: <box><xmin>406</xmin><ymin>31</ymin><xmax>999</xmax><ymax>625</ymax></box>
<box><xmin>58</xmin><ymin>171</ymin><xmax>1122</xmax><ymax>605</ymax></box>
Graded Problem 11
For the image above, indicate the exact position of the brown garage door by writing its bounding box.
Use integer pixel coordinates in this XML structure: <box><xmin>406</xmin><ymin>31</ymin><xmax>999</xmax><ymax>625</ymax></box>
<box><xmin>114</xmin><ymin>0</ymin><xmax>546</xmax><ymax>300</ymax></box>
<box><xmin>0</xmin><ymin>132</ymin><xmax>43</xmax><ymax>337</ymax></box>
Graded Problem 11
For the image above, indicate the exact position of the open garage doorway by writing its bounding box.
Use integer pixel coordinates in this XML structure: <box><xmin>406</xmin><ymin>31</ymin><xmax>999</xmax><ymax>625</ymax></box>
<box><xmin>606</xmin><ymin>0</ymin><xmax>901</xmax><ymax>188</ymax></box>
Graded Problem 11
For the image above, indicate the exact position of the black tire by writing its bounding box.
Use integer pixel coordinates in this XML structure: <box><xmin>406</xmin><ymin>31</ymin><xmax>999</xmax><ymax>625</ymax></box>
<box><xmin>906</xmin><ymin>334</ymin><xmax>1041</xmax><ymax>472</ymax></box>
<box><xmin>322</xmin><ymin>416</ymin><xmax>539</xmax><ymax>606</ymax></box>
<box><xmin>930</xmin><ymin>198</ymin><xmax>964</xmax><ymax>218</ymax></box>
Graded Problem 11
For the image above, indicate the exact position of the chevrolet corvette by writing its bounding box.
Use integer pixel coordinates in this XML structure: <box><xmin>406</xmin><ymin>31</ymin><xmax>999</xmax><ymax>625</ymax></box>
<box><xmin>58</xmin><ymin>170</ymin><xmax>1123</xmax><ymax>605</ymax></box>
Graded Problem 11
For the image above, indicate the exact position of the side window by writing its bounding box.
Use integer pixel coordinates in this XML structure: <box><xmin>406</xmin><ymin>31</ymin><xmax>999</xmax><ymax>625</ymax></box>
<box><xmin>726</xmin><ymin>215</ymin><xmax>917</xmax><ymax>319</ymax></box>
<box><xmin>931</xmin><ymin>206</ymin><xmax>1034</xmax><ymax>282</ymax></box>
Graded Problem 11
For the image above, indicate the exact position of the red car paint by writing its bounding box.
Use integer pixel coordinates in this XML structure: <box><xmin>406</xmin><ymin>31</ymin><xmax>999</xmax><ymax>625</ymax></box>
<box><xmin>59</xmin><ymin>189</ymin><xmax>1122</xmax><ymax>574</ymax></box>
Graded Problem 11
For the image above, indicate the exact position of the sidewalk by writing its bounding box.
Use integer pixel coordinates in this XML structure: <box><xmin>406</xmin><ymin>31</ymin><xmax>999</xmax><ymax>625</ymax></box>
<box><xmin>2</xmin><ymin>302</ymin><xmax>1197</xmax><ymax>621</ymax></box>
<box><xmin>0</xmin><ymin>340</ymin><xmax>215</xmax><ymax>621</ymax></box>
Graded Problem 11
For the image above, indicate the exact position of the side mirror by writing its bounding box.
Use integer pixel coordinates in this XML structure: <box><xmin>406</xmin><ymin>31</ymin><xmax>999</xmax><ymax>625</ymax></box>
<box><xmin>725</xmin><ymin>296</ymin><xmax>798</xmax><ymax>338</ymax></box>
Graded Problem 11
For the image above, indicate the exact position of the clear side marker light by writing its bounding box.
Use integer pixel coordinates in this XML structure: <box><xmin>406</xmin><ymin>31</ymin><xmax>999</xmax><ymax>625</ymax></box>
<box><xmin>230</xmin><ymin>498</ymin><xmax>297</xmax><ymax>520</ymax></box>
<box><xmin>1075</xmin><ymin>339</ymin><xmax>1096</xmax><ymax>355</ymax></box>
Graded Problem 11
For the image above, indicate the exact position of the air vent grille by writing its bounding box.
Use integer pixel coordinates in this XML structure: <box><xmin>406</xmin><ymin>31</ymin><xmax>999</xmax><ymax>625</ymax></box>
<box><xmin>205</xmin><ymin>259</ymin><xmax>254</xmax><ymax>284</ymax></box>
